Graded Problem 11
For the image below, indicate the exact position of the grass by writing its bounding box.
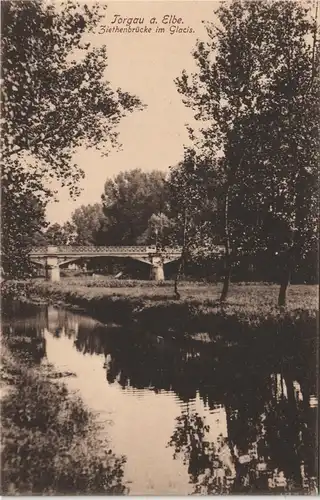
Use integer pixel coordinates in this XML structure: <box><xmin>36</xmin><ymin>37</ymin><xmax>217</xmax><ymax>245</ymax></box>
<box><xmin>2</xmin><ymin>279</ymin><xmax>318</xmax><ymax>342</ymax></box>
<box><xmin>4</xmin><ymin>276</ymin><xmax>318</xmax><ymax>308</ymax></box>
<box><xmin>0</xmin><ymin>334</ymin><xmax>127</xmax><ymax>495</ymax></box>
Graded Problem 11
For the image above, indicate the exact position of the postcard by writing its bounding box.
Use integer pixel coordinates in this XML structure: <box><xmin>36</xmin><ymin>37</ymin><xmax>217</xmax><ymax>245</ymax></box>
<box><xmin>1</xmin><ymin>0</ymin><xmax>318</xmax><ymax>496</ymax></box>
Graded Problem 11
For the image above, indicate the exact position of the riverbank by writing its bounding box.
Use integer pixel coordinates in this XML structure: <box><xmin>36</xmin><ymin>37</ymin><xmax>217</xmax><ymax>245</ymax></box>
<box><xmin>2</xmin><ymin>280</ymin><xmax>318</xmax><ymax>344</ymax></box>
<box><xmin>0</xmin><ymin>331</ymin><xmax>127</xmax><ymax>495</ymax></box>
<box><xmin>2</xmin><ymin>282</ymin><xmax>318</xmax><ymax>495</ymax></box>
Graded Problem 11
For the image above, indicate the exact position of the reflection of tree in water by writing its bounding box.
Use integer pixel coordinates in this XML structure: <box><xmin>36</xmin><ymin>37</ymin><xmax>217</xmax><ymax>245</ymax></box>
<box><xmin>46</xmin><ymin>306</ymin><xmax>81</xmax><ymax>339</ymax></box>
<box><xmin>259</xmin><ymin>372</ymin><xmax>318</xmax><ymax>493</ymax></box>
<box><xmin>61</xmin><ymin>309</ymin><xmax>318</xmax><ymax>494</ymax></box>
<box><xmin>74</xmin><ymin>324</ymin><xmax>106</xmax><ymax>356</ymax></box>
<box><xmin>168</xmin><ymin>370</ymin><xmax>317</xmax><ymax>495</ymax></box>
<box><xmin>74</xmin><ymin>321</ymin><xmax>205</xmax><ymax>399</ymax></box>
<box><xmin>168</xmin><ymin>410</ymin><xmax>235</xmax><ymax>494</ymax></box>
<box><xmin>2</xmin><ymin>322</ymin><xmax>46</xmax><ymax>365</ymax></box>
<box><xmin>104</xmin><ymin>333</ymin><xmax>207</xmax><ymax>403</ymax></box>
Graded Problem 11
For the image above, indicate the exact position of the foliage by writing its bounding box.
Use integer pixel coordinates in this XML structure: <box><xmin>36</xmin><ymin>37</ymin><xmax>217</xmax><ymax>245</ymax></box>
<box><xmin>100</xmin><ymin>169</ymin><xmax>169</xmax><ymax>245</ymax></box>
<box><xmin>44</xmin><ymin>222</ymin><xmax>73</xmax><ymax>245</ymax></box>
<box><xmin>41</xmin><ymin>204</ymin><xmax>109</xmax><ymax>247</ymax></box>
<box><xmin>1</xmin><ymin>0</ymin><xmax>143</xmax><ymax>194</ymax></box>
<box><xmin>168</xmin><ymin>412</ymin><xmax>234</xmax><ymax>494</ymax></box>
<box><xmin>174</xmin><ymin>0</ymin><xmax>319</xmax><ymax>304</ymax></box>
<box><xmin>1</xmin><ymin>164</ymin><xmax>48</xmax><ymax>277</ymax></box>
<box><xmin>168</xmin><ymin>149</ymin><xmax>222</xmax><ymax>256</ymax></box>
<box><xmin>1</xmin><ymin>344</ymin><xmax>127</xmax><ymax>495</ymax></box>
<box><xmin>167</xmin><ymin>149</ymin><xmax>224</xmax><ymax>296</ymax></box>
<box><xmin>137</xmin><ymin>212</ymin><xmax>175</xmax><ymax>246</ymax></box>
<box><xmin>1</xmin><ymin>0</ymin><xmax>143</xmax><ymax>277</ymax></box>
<box><xmin>70</xmin><ymin>203</ymin><xmax>107</xmax><ymax>245</ymax></box>
<box><xmin>38</xmin><ymin>204</ymin><xmax>107</xmax><ymax>246</ymax></box>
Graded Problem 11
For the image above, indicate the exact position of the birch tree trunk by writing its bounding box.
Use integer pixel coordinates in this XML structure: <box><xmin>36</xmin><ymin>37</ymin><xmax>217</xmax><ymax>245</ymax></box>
<box><xmin>220</xmin><ymin>187</ymin><xmax>231</xmax><ymax>303</ymax></box>
<box><xmin>174</xmin><ymin>208</ymin><xmax>188</xmax><ymax>299</ymax></box>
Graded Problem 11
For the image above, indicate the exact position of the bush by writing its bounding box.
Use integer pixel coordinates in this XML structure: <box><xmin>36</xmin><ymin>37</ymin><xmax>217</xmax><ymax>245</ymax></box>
<box><xmin>1</xmin><ymin>347</ymin><xmax>127</xmax><ymax>495</ymax></box>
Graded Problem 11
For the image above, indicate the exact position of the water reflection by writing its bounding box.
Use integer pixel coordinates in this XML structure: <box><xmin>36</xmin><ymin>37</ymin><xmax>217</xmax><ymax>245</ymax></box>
<box><xmin>4</xmin><ymin>304</ymin><xmax>318</xmax><ymax>495</ymax></box>
<box><xmin>2</xmin><ymin>308</ymin><xmax>47</xmax><ymax>365</ymax></box>
<box><xmin>169</xmin><ymin>384</ymin><xmax>318</xmax><ymax>494</ymax></box>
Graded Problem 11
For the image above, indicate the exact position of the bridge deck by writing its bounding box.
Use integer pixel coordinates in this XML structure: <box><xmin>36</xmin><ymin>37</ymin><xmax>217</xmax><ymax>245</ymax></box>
<box><xmin>30</xmin><ymin>245</ymin><xmax>183</xmax><ymax>257</ymax></box>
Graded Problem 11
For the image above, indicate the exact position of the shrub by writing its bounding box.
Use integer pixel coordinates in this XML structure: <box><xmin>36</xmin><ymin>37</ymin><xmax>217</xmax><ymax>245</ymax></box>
<box><xmin>1</xmin><ymin>347</ymin><xmax>127</xmax><ymax>495</ymax></box>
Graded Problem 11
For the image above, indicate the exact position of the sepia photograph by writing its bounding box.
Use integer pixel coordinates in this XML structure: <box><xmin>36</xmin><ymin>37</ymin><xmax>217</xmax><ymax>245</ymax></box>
<box><xmin>0</xmin><ymin>0</ymin><xmax>319</xmax><ymax>495</ymax></box>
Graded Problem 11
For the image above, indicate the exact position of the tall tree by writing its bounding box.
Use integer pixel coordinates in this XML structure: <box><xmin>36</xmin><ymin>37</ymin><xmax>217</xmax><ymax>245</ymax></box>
<box><xmin>168</xmin><ymin>149</ymin><xmax>225</xmax><ymax>296</ymax></box>
<box><xmin>1</xmin><ymin>164</ymin><xmax>48</xmax><ymax>277</ymax></box>
<box><xmin>1</xmin><ymin>0</ymin><xmax>143</xmax><ymax>195</ymax></box>
<box><xmin>169</xmin><ymin>151</ymin><xmax>210</xmax><ymax>296</ymax></box>
<box><xmin>253</xmin><ymin>2</ymin><xmax>319</xmax><ymax>306</ymax></box>
<box><xmin>1</xmin><ymin>0</ymin><xmax>143</xmax><ymax>275</ymax></box>
<box><xmin>44</xmin><ymin>222</ymin><xmax>74</xmax><ymax>246</ymax></box>
<box><xmin>176</xmin><ymin>1</ymin><xmax>266</xmax><ymax>301</ymax></box>
<box><xmin>71</xmin><ymin>203</ymin><xmax>107</xmax><ymax>245</ymax></box>
<box><xmin>175</xmin><ymin>0</ymin><xmax>319</xmax><ymax>304</ymax></box>
<box><xmin>101</xmin><ymin>169</ymin><xmax>168</xmax><ymax>245</ymax></box>
<box><xmin>137</xmin><ymin>212</ymin><xmax>175</xmax><ymax>247</ymax></box>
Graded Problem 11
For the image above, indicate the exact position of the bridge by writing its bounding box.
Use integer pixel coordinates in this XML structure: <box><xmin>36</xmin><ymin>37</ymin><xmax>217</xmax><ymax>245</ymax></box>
<box><xmin>29</xmin><ymin>245</ymin><xmax>184</xmax><ymax>282</ymax></box>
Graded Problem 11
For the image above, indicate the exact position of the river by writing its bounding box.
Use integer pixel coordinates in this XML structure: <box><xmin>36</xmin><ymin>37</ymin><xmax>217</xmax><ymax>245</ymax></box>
<box><xmin>2</xmin><ymin>303</ymin><xmax>318</xmax><ymax>495</ymax></box>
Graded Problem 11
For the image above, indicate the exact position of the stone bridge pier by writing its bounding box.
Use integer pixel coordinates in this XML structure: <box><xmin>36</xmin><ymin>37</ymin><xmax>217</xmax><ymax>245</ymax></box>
<box><xmin>45</xmin><ymin>252</ymin><xmax>61</xmax><ymax>282</ymax></box>
<box><xmin>135</xmin><ymin>252</ymin><xmax>180</xmax><ymax>281</ymax></box>
<box><xmin>149</xmin><ymin>255</ymin><xmax>165</xmax><ymax>281</ymax></box>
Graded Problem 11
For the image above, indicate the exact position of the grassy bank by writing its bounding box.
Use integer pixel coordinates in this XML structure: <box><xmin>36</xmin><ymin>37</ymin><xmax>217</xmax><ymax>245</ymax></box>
<box><xmin>0</xmin><ymin>332</ymin><xmax>127</xmax><ymax>495</ymax></box>
<box><xmin>2</xmin><ymin>279</ymin><xmax>318</xmax><ymax>343</ymax></box>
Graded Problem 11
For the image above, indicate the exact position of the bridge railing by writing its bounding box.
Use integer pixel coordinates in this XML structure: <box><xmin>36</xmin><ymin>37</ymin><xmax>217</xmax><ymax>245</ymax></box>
<box><xmin>30</xmin><ymin>246</ymin><xmax>183</xmax><ymax>255</ymax></box>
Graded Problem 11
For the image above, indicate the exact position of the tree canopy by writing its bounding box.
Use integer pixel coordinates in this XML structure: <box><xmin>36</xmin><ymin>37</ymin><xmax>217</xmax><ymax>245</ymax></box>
<box><xmin>1</xmin><ymin>0</ymin><xmax>144</xmax><ymax>276</ymax></box>
<box><xmin>100</xmin><ymin>169</ymin><xmax>169</xmax><ymax>245</ymax></box>
<box><xmin>71</xmin><ymin>203</ymin><xmax>107</xmax><ymax>245</ymax></box>
<box><xmin>174</xmin><ymin>0</ymin><xmax>319</xmax><ymax>303</ymax></box>
<box><xmin>1</xmin><ymin>0</ymin><xmax>143</xmax><ymax>196</ymax></box>
<box><xmin>1</xmin><ymin>165</ymin><xmax>48</xmax><ymax>277</ymax></box>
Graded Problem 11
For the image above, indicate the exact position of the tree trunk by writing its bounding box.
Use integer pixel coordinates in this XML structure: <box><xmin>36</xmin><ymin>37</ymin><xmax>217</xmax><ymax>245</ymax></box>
<box><xmin>278</xmin><ymin>265</ymin><xmax>291</xmax><ymax>307</ymax></box>
<box><xmin>277</xmin><ymin>67</ymin><xmax>310</xmax><ymax>308</ymax></box>
<box><xmin>278</xmin><ymin>235</ymin><xmax>300</xmax><ymax>308</ymax></box>
<box><xmin>174</xmin><ymin>208</ymin><xmax>188</xmax><ymax>300</ymax></box>
<box><xmin>220</xmin><ymin>257</ymin><xmax>231</xmax><ymax>303</ymax></box>
<box><xmin>220</xmin><ymin>187</ymin><xmax>231</xmax><ymax>303</ymax></box>
<box><xmin>174</xmin><ymin>257</ymin><xmax>183</xmax><ymax>299</ymax></box>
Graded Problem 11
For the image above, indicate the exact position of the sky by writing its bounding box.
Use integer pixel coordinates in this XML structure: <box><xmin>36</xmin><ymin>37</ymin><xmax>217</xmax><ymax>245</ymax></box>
<box><xmin>46</xmin><ymin>1</ymin><xmax>220</xmax><ymax>223</ymax></box>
